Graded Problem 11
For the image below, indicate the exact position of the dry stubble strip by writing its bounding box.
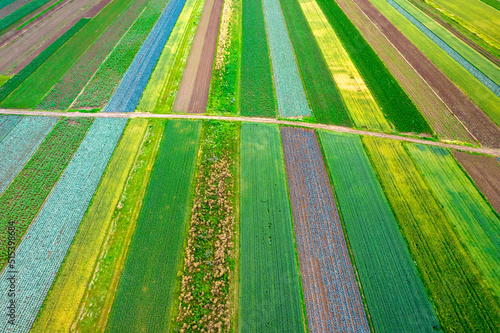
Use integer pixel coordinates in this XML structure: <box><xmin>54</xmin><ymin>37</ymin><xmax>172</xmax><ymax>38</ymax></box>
<box><xmin>173</xmin><ymin>0</ymin><xmax>223</xmax><ymax>113</ymax></box>
<box><xmin>281</xmin><ymin>126</ymin><xmax>370</xmax><ymax>333</ymax></box>
<box><xmin>350</xmin><ymin>0</ymin><xmax>500</xmax><ymax>148</ymax></box>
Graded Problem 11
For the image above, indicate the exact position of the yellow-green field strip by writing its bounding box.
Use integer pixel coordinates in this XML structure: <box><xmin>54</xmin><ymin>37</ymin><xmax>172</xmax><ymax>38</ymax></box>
<box><xmin>299</xmin><ymin>0</ymin><xmax>391</xmax><ymax>132</ymax></box>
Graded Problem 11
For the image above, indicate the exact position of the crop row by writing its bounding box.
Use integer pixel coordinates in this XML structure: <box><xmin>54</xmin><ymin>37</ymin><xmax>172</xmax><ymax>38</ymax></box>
<box><xmin>0</xmin><ymin>117</ymin><xmax>126</xmax><ymax>332</ymax></box>
<box><xmin>239</xmin><ymin>123</ymin><xmax>306</xmax><ymax>332</ymax></box>
<box><xmin>106</xmin><ymin>120</ymin><xmax>201</xmax><ymax>331</ymax></box>
<box><xmin>73</xmin><ymin>0</ymin><xmax>171</xmax><ymax>110</ymax></box>
<box><xmin>37</xmin><ymin>0</ymin><xmax>151</xmax><ymax>110</ymax></box>
<box><xmin>0</xmin><ymin>114</ymin><xmax>21</xmax><ymax>141</ymax></box>
<box><xmin>261</xmin><ymin>0</ymin><xmax>310</xmax><ymax>118</ymax></box>
<box><xmin>0</xmin><ymin>116</ymin><xmax>58</xmax><ymax>195</ymax></box>
<box><xmin>281</xmin><ymin>127</ymin><xmax>369</xmax><ymax>332</ymax></box>
<box><xmin>0</xmin><ymin>0</ymin><xmax>51</xmax><ymax>32</ymax></box>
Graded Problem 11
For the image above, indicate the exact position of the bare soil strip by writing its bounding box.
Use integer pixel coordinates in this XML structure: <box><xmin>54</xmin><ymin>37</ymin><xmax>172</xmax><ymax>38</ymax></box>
<box><xmin>1</xmin><ymin>108</ymin><xmax>499</xmax><ymax>156</ymax></box>
<box><xmin>349</xmin><ymin>0</ymin><xmax>500</xmax><ymax>148</ymax></box>
<box><xmin>452</xmin><ymin>150</ymin><xmax>500</xmax><ymax>214</ymax></box>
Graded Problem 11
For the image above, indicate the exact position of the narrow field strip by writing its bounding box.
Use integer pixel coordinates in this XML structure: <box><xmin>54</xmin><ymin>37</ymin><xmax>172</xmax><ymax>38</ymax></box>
<box><xmin>37</xmin><ymin>0</ymin><xmax>151</xmax><ymax>110</ymax></box>
<box><xmin>279</xmin><ymin>0</ymin><xmax>350</xmax><ymax>125</ymax></box>
<box><xmin>365</xmin><ymin>0</ymin><xmax>500</xmax><ymax>134</ymax></box>
<box><xmin>72</xmin><ymin>0</ymin><xmax>170</xmax><ymax>109</ymax></box>
<box><xmin>0</xmin><ymin>19</ymin><xmax>89</xmax><ymax>102</ymax></box>
<box><xmin>239</xmin><ymin>123</ymin><xmax>306</xmax><ymax>332</ymax></box>
<box><xmin>31</xmin><ymin>119</ymin><xmax>147</xmax><ymax>332</ymax></box>
<box><xmin>172</xmin><ymin>0</ymin><xmax>223</xmax><ymax>113</ymax></box>
<box><xmin>0</xmin><ymin>116</ymin><xmax>57</xmax><ymax>195</ymax></box>
<box><xmin>335</xmin><ymin>0</ymin><xmax>474</xmax><ymax>143</ymax></box>
<box><xmin>137</xmin><ymin>0</ymin><xmax>198</xmax><ymax>112</ymax></box>
<box><xmin>0</xmin><ymin>117</ymin><xmax>93</xmax><ymax>268</ymax></box>
<box><xmin>364</xmin><ymin>137</ymin><xmax>500</xmax><ymax>332</ymax></box>
<box><xmin>0</xmin><ymin>114</ymin><xmax>21</xmax><ymax>141</ymax></box>
<box><xmin>389</xmin><ymin>0</ymin><xmax>500</xmax><ymax>97</ymax></box>
<box><xmin>407</xmin><ymin>144</ymin><xmax>500</xmax><ymax>297</ymax></box>
<box><xmin>0</xmin><ymin>117</ymin><xmax>126</xmax><ymax>333</ymax></box>
<box><xmin>0</xmin><ymin>0</ymin><xmax>24</xmax><ymax>18</ymax></box>
<box><xmin>106</xmin><ymin>119</ymin><xmax>201</xmax><ymax>332</ymax></box>
<box><xmin>300</xmin><ymin>0</ymin><xmax>390</xmax><ymax>132</ymax></box>
<box><xmin>74</xmin><ymin>119</ymin><xmax>165</xmax><ymax>331</ymax></box>
<box><xmin>262</xmin><ymin>0</ymin><xmax>310</xmax><ymax>117</ymax></box>
<box><xmin>319</xmin><ymin>130</ymin><xmax>441</xmax><ymax>332</ymax></box>
<box><xmin>281</xmin><ymin>127</ymin><xmax>369</xmax><ymax>332</ymax></box>
<box><xmin>1</xmin><ymin>0</ymin><xmax>136</xmax><ymax>109</ymax></box>
<box><xmin>452</xmin><ymin>150</ymin><xmax>500</xmax><ymax>214</ymax></box>
<box><xmin>239</xmin><ymin>0</ymin><xmax>275</xmax><ymax>117</ymax></box>
<box><xmin>0</xmin><ymin>0</ymin><xmax>52</xmax><ymax>32</ymax></box>
<box><xmin>104</xmin><ymin>0</ymin><xmax>186</xmax><ymax>113</ymax></box>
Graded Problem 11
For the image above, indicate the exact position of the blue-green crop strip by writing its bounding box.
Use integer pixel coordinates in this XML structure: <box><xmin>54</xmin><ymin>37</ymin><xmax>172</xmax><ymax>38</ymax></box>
<box><xmin>0</xmin><ymin>114</ymin><xmax>21</xmax><ymax>141</ymax></box>
<box><xmin>0</xmin><ymin>117</ymin><xmax>127</xmax><ymax>333</ymax></box>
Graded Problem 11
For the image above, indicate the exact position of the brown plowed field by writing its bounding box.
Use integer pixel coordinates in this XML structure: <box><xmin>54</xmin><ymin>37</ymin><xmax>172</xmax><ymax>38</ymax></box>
<box><xmin>281</xmin><ymin>126</ymin><xmax>370</xmax><ymax>332</ymax></box>
<box><xmin>453</xmin><ymin>150</ymin><xmax>500</xmax><ymax>214</ymax></box>
<box><xmin>173</xmin><ymin>0</ymin><xmax>223</xmax><ymax>113</ymax></box>
<box><xmin>337</xmin><ymin>0</ymin><xmax>475</xmax><ymax>144</ymax></box>
<box><xmin>0</xmin><ymin>0</ymin><xmax>99</xmax><ymax>75</ymax></box>
<box><xmin>350</xmin><ymin>0</ymin><xmax>500</xmax><ymax>148</ymax></box>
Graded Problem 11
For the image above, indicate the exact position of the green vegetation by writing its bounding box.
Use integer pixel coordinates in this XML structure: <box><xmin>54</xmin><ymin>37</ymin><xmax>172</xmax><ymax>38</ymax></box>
<box><xmin>0</xmin><ymin>19</ymin><xmax>88</xmax><ymax>103</ymax></box>
<box><xmin>479</xmin><ymin>0</ymin><xmax>500</xmax><ymax>11</ymax></box>
<box><xmin>240</xmin><ymin>0</ymin><xmax>275</xmax><ymax>117</ymax></box>
<box><xmin>1</xmin><ymin>0</ymin><xmax>135</xmax><ymax>109</ymax></box>
<box><xmin>206</xmin><ymin>0</ymin><xmax>241</xmax><ymax>115</ymax></box>
<box><xmin>314</xmin><ymin>0</ymin><xmax>432</xmax><ymax>134</ymax></box>
<box><xmin>106</xmin><ymin>119</ymin><xmax>202</xmax><ymax>332</ymax></box>
<box><xmin>407</xmin><ymin>144</ymin><xmax>500</xmax><ymax>303</ymax></box>
<box><xmin>0</xmin><ymin>75</ymin><xmax>10</xmax><ymax>87</ymax></box>
<box><xmin>364</xmin><ymin>136</ymin><xmax>500</xmax><ymax>332</ymax></box>
<box><xmin>32</xmin><ymin>119</ymin><xmax>148</xmax><ymax>332</ymax></box>
<box><xmin>239</xmin><ymin>122</ymin><xmax>306</xmax><ymax>332</ymax></box>
<box><xmin>175</xmin><ymin>120</ymin><xmax>238</xmax><ymax>331</ymax></box>
<box><xmin>0</xmin><ymin>117</ymin><xmax>93</xmax><ymax>267</ymax></box>
<box><xmin>279</xmin><ymin>0</ymin><xmax>350</xmax><ymax>125</ymax></box>
<box><xmin>318</xmin><ymin>130</ymin><xmax>441</xmax><ymax>332</ymax></box>
<box><xmin>16</xmin><ymin>0</ymin><xmax>65</xmax><ymax>30</ymax></box>
<box><xmin>73</xmin><ymin>119</ymin><xmax>165</xmax><ymax>332</ymax></box>
<box><xmin>0</xmin><ymin>0</ymin><xmax>51</xmax><ymax>32</ymax></box>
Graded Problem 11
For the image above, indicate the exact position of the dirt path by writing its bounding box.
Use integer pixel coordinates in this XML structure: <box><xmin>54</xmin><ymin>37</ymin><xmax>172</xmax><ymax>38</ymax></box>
<box><xmin>1</xmin><ymin>108</ymin><xmax>499</xmax><ymax>156</ymax></box>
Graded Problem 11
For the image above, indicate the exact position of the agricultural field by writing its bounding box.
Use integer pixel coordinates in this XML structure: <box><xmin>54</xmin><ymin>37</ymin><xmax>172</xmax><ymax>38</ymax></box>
<box><xmin>0</xmin><ymin>0</ymin><xmax>499</xmax><ymax>331</ymax></box>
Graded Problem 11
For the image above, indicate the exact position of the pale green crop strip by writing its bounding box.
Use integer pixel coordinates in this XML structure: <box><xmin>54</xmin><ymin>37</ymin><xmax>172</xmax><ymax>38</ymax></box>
<box><xmin>368</xmin><ymin>0</ymin><xmax>500</xmax><ymax>127</ymax></box>
<box><xmin>137</xmin><ymin>0</ymin><xmax>197</xmax><ymax>112</ymax></box>
<box><xmin>299</xmin><ymin>0</ymin><xmax>391</xmax><ymax>132</ymax></box>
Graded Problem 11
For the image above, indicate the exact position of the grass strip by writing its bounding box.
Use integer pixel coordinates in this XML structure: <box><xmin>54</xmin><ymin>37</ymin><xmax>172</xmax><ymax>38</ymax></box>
<box><xmin>106</xmin><ymin>119</ymin><xmax>201</xmax><ymax>332</ymax></box>
<box><xmin>31</xmin><ymin>119</ymin><xmax>147</xmax><ymax>332</ymax></box>
<box><xmin>16</xmin><ymin>0</ymin><xmax>64</xmax><ymax>30</ymax></box>
<box><xmin>0</xmin><ymin>18</ymin><xmax>88</xmax><ymax>103</ymax></box>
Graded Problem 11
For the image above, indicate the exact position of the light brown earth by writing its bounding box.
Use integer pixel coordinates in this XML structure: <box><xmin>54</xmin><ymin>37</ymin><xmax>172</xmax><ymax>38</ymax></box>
<box><xmin>172</xmin><ymin>0</ymin><xmax>224</xmax><ymax>113</ymax></box>
<box><xmin>0</xmin><ymin>0</ymin><xmax>100</xmax><ymax>75</ymax></box>
<box><xmin>349</xmin><ymin>0</ymin><xmax>500</xmax><ymax>148</ymax></box>
<box><xmin>1</xmin><ymin>108</ymin><xmax>500</xmax><ymax>156</ymax></box>
<box><xmin>452</xmin><ymin>150</ymin><xmax>500</xmax><ymax>214</ymax></box>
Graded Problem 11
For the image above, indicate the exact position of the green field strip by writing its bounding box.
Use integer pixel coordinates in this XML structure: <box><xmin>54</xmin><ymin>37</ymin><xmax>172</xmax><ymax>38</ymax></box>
<box><xmin>239</xmin><ymin>123</ymin><xmax>306</xmax><ymax>332</ymax></box>
<box><xmin>368</xmin><ymin>0</ymin><xmax>500</xmax><ymax>127</ymax></box>
<box><xmin>1</xmin><ymin>0</ymin><xmax>135</xmax><ymax>109</ymax></box>
<box><xmin>407</xmin><ymin>143</ymin><xmax>500</xmax><ymax>300</ymax></box>
<box><xmin>479</xmin><ymin>0</ymin><xmax>500</xmax><ymax>11</ymax></box>
<box><xmin>240</xmin><ymin>0</ymin><xmax>275</xmax><ymax>117</ymax></box>
<box><xmin>0</xmin><ymin>18</ymin><xmax>88</xmax><ymax>103</ymax></box>
<box><xmin>0</xmin><ymin>74</ymin><xmax>10</xmax><ymax>87</ymax></box>
<box><xmin>0</xmin><ymin>0</ymin><xmax>16</xmax><ymax>11</ymax></box>
<box><xmin>16</xmin><ymin>0</ymin><xmax>64</xmax><ymax>30</ymax></box>
<box><xmin>37</xmin><ymin>0</ymin><xmax>151</xmax><ymax>110</ymax></box>
<box><xmin>72</xmin><ymin>0</ymin><xmax>171</xmax><ymax>110</ymax></box>
<box><xmin>0</xmin><ymin>114</ymin><xmax>21</xmax><ymax>141</ymax></box>
<box><xmin>395</xmin><ymin>0</ymin><xmax>500</xmax><ymax>88</ymax></box>
<box><xmin>279</xmin><ymin>0</ymin><xmax>350</xmax><ymax>126</ymax></box>
<box><xmin>137</xmin><ymin>0</ymin><xmax>199</xmax><ymax>112</ymax></box>
<box><xmin>206</xmin><ymin>0</ymin><xmax>241</xmax><ymax>115</ymax></box>
<box><xmin>318</xmin><ymin>130</ymin><xmax>441</xmax><ymax>332</ymax></box>
<box><xmin>72</xmin><ymin>119</ymin><xmax>165</xmax><ymax>332</ymax></box>
<box><xmin>364</xmin><ymin>136</ymin><xmax>500</xmax><ymax>332</ymax></box>
<box><xmin>313</xmin><ymin>0</ymin><xmax>431</xmax><ymax>134</ymax></box>
<box><xmin>106</xmin><ymin>119</ymin><xmax>201</xmax><ymax>332</ymax></box>
<box><xmin>0</xmin><ymin>0</ymin><xmax>52</xmax><ymax>32</ymax></box>
<box><xmin>0</xmin><ymin>117</ymin><xmax>92</xmax><ymax>266</ymax></box>
<box><xmin>31</xmin><ymin>118</ymin><xmax>147</xmax><ymax>332</ymax></box>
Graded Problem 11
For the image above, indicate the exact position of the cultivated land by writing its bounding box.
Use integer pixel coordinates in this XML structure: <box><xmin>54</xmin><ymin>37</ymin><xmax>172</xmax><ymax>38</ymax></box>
<box><xmin>0</xmin><ymin>0</ymin><xmax>500</xmax><ymax>331</ymax></box>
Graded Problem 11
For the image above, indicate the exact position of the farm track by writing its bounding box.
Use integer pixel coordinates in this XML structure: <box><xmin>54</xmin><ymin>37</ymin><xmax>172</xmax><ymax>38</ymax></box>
<box><xmin>350</xmin><ymin>0</ymin><xmax>500</xmax><ymax>148</ymax></box>
<box><xmin>1</xmin><ymin>109</ymin><xmax>499</xmax><ymax>156</ymax></box>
